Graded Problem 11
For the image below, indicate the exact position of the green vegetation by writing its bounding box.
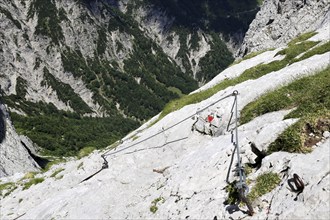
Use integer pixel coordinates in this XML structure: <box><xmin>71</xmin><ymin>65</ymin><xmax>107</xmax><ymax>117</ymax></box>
<box><xmin>173</xmin><ymin>28</ymin><xmax>234</xmax><ymax>83</ymax></box>
<box><xmin>23</xmin><ymin>177</ymin><xmax>45</xmax><ymax>190</ymax></box>
<box><xmin>291</xmin><ymin>41</ymin><xmax>330</xmax><ymax>64</ymax></box>
<box><xmin>50</xmin><ymin>168</ymin><xmax>65</xmax><ymax>178</ymax></box>
<box><xmin>16</xmin><ymin>76</ymin><xmax>28</xmax><ymax>99</ymax></box>
<box><xmin>148</xmin><ymin>0</ymin><xmax>259</xmax><ymax>37</ymax></box>
<box><xmin>28</xmin><ymin>0</ymin><xmax>64</xmax><ymax>45</ymax></box>
<box><xmin>189</xmin><ymin>32</ymin><xmax>200</xmax><ymax>50</ymax></box>
<box><xmin>244</xmin><ymin>164</ymin><xmax>253</xmax><ymax>176</ymax></box>
<box><xmin>240</xmin><ymin>66</ymin><xmax>330</xmax><ymax>153</ymax></box>
<box><xmin>3</xmin><ymin>0</ymin><xmax>248</xmax><ymax>159</ymax></box>
<box><xmin>11</xmin><ymin>110</ymin><xmax>139</xmax><ymax>157</ymax></box>
<box><xmin>78</xmin><ymin>146</ymin><xmax>95</xmax><ymax>158</ymax></box>
<box><xmin>3</xmin><ymin>70</ymin><xmax>140</xmax><ymax>157</ymax></box>
<box><xmin>198</xmin><ymin>32</ymin><xmax>234</xmax><ymax>82</ymax></box>
<box><xmin>287</xmin><ymin>32</ymin><xmax>317</xmax><ymax>46</ymax></box>
<box><xmin>243</xmin><ymin>50</ymin><xmax>266</xmax><ymax>60</ymax></box>
<box><xmin>150</xmin><ymin>205</ymin><xmax>158</xmax><ymax>214</ymax></box>
<box><xmin>18</xmin><ymin>172</ymin><xmax>46</xmax><ymax>190</ymax></box>
<box><xmin>122</xmin><ymin>23</ymin><xmax>197</xmax><ymax>98</ymax></box>
<box><xmin>6</xmin><ymin>2</ymin><xmax>203</xmax><ymax>155</ymax></box>
<box><xmin>77</xmin><ymin>162</ymin><xmax>84</xmax><ymax>170</ymax></box>
<box><xmin>247</xmin><ymin>172</ymin><xmax>281</xmax><ymax>202</ymax></box>
<box><xmin>175</xmin><ymin>27</ymin><xmax>193</xmax><ymax>77</ymax></box>
<box><xmin>21</xmin><ymin>172</ymin><xmax>37</xmax><ymax>180</ymax></box>
<box><xmin>58</xmin><ymin>7</ymin><xmax>69</xmax><ymax>22</ymax></box>
<box><xmin>55</xmin><ymin>175</ymin><xmax>64</xmax><ymax>180</ymax></box>
<box><xmin>275</xmin><ymin>41</ymin><xmax>319</xmax><ymax>59</ymax></box>
<box><xmin>268</xmin><ymin>110</ymin><xmax>330</xmax><ymax>153</ymax></box>
<box><xmin>132</xmin><ymin>135</ymin><xmax>139</xmax><ymax>141</ymax></box>
<box><xmin>42</xmin><ymin>67</ymin><xmax>92</xmax><ymax>114</ymax></box>
<box><xmin>0</xmin><ymin>182</ymin><xmax>15</xmax><ymax>197</ymax></box>
<box><xmin>61</xmin><ymin>44</ymin><xmax>183</xmax><ymax>119</ymax></box>
<box><xmin>2</xmin><ymin>172</ymin><xmax>45</xmax><ymax>192</ymax></box>
<box><xmin>103</xmin><ymin>8</ymin><xmax>198</xmax><ymax>118</ymax></box>
<box><xmin>97</xmin><ymin>28</ymin><xmax>107</xmax><ymax>55</ymax></box>
<box><xmin>0</xmin><ymin>6</ymin><xmax>22</xmax><ymax>29</ymax></box>
<box><xmin>224</xmin><ymin>181</ymin><xmax>240</xmax><ymax>205</ymax></box>
<box><xmin>256</xmin><ymin>0</ymin><xmax>263</xmax><ymax>6</ymax></box>
<box><xmin>5</xmin><ymin>1</ymin><xmax>324</xmax><ymax>160</ymax></box>
<box><xmin>128</xmin><ymin>2</ymin><xmax>234</xmax><ymax>84</ymax></box>
<box><xmin>61</xmin><ymin>48</ymin><xmax>98</xmax><ymax>86</ymax></box>
<box><xmin>43</xmin><ymin>158</ymin><xmax>66</xmax><ymax>172</ymax></box>
<box><xmin>230</xmin><ymin>48</ymin><xmax>275</xmax><ymax>66</ymax></box>
<box><xmin>150</xmin><ymin>197</ymin><xmax>165</xmax><ymax>214</ymax></box>
<box><xmin>34</xmin><ymin>57</ymin><xmax>42</xmax><ymax>70</ymax></box>
<box><xmin>0</xmin><ymin>182</ymin><xmax>15</xmax><ymax>196</ymax></box>
<box><xmin>160</xmin><ymin>37</ymin><xmax>320</xmax><ymax>121</ymax></box>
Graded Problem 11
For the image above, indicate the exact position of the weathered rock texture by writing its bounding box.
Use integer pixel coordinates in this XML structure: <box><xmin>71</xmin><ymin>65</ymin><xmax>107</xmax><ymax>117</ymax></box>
<box><xmin>0</xmin><ymin>1</ymin><xmax>329</xmax><ymax>218</ymax></box>
<box><xmin>0</xmin><ymin>0</ymin><xmax>235</xmax><ymax>118</ymax></box>
<box><xmin>0</xmin><ymin>103</ymin><xmax>39</xmax><ymax>177</ymax></box>
<box><xmin>238</xmin><ymin>0</ymin><xmax>330</xmax><ymax>56</ymax></box>
<box><xmin>0</xmin><ymin>25</ymin><xmax>329</xmax><ymax>219</ymax></box>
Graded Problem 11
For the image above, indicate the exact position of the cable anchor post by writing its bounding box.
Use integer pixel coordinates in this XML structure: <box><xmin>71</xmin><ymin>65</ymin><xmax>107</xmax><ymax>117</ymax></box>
<box><xmin>101</xmin><ymin>154</ymin><xmax>109</xmax><ymax>169</ymax></box>
<box><xmin>232</xmin><ymin>90</ymin><xmax>254</xmax><ymax>216</ymax></box>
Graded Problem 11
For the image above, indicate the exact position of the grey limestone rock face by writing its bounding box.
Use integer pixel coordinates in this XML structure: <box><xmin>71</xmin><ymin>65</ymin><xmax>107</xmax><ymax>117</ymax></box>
<box><xmin>0</xmin><ymin>26</ymin><xmax>329</xmax><ymax>218</ymax></box>
<box><xmin>237</xmin><ymin>0</ymin><xmax>330</xmax><ymax>57</ymax></box>
<box><xmin>0</xmin><ymin>103</ymin><xmax>39</xmax><ymax>177</ymax></box>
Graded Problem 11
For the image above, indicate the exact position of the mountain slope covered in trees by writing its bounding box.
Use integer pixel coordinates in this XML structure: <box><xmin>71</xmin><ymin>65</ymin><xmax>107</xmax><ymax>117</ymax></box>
<box><xmin>0</xmin><ymin>0</ymin><xmax>259</xmax><ymax>156</ymax></box>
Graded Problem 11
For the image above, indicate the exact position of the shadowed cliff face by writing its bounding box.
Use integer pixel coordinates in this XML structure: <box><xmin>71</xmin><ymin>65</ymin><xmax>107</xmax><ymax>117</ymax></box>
<box><xmin>0</xmin><ymin>103</ymin><xmax>6</xmax><ymax>144</ymax></box>
<box><xmin>147</xmin><ymin>0</ymin><xmax>260</xmax><ymax>39</ymax></box>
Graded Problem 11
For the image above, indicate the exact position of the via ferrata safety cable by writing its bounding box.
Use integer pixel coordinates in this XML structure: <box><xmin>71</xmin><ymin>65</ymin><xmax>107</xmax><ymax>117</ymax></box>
<box><xmin>225</xmin><ymin>91</ymin><xmax>254</xmax><ymax>216</ymax></box>
<box><xmin>80</xmin><ymin>155</ymin><xmax>108</xmax><ymax>183</ymax></box>
<box><xmin>80</xmin><ymin>91</ymin><xmax>237</xmax><ymax>183</ymax></box>
<box><xmin>101</xmin><ymin>91</ymin><xmax>236</xmax><ymax>158</ymax></box>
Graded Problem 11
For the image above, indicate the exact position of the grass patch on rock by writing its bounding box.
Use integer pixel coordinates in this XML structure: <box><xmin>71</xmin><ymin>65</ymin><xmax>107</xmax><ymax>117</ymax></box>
<box><xmin>0</xmin><ymin>182</ymin><xmax>17</xmax><ymax>197</ymax></box>
<box><xmin>150</xmin><ymin>196</ymin><xmax>165</xmax><ymax>214</ymax></box>
<box><xmin>231</xmin><ymin>48</ymin><xmax>275</xmax><ymax>66</ymax></box>
<box><xmin>247</xmin><ymin>172</ymin><xmax>281</xmax><ymax>202</ymax></box>
<box><xmin>290</xmin><ymin>41</ymin><xmax>330</xmax><ymax>64</ymax></box>
<box><xmin>241</xmin><ymin>66</ymin><xmax>330</xmax><ymax>123</ymax></box>
<box><xmin>224</xmin><ymin>181</ymin><xmax>240</xmax><ymax>205</ymax></box>
<box><xmin>159</xmin><ymin>38</ymin><xmax>320</xmax><ymax>121</ymax></box>
<box><xmin>77</xmin><ymin>162</ymin><xmax>84</xmax><ymax>170</ymax></box>
<box><xmin>22</xmin><ymin>177</ymin><xmax>45</xmax><ymax>190</ymax></box>
<box><xmin>275</xmin><ymin>41</ymin><xmax>319</xmax><ymax>60</ymax></box>
<box><xmin>268</xmin><ymin>110</ymin><xmax>330</xmax><ymax>153</ymax></box>
<box><xmin>78</xmin><ymin>146</ymin><xmax>96</xmax><ymax>159</ymax></box>
<box><xmin>50</xmin><ymin>168</ymin><xmax>65</xmax><ymax>178</ymax></box>
<box><xmin>240</xmin><ymin>66</ymin><xmax>330</xmax><ymax>153</ymax></box>
<box><xmin>243</xmin><ymin>49</ymin><xmax>273</xmax><ymax>60</ymax></box>
<box><xmin>43</xmin><ymin>158</ymin><xmax>66</xmax><ymax>172</ymax></box>
<box><xmin>21</xmin><ymin>172</ymin><xmax>37</xmax><ymax>180</ymax></box>
<box><xmin>287</xmin><ymin>31</ymin><xmax>317</xmax><ymax>46</ymax></box>
<box><xmin>0</xmin><ymin>182</ymin><xmax>14</xmax><ymax>191</ymax></box>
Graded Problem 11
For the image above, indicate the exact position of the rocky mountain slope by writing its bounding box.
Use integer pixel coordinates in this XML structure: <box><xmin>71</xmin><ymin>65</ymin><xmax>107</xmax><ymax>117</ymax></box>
<box><xmin>0</xmin><ymin>0</ymin><xmax>261</xmax><ymax>160</ymax></box>
<box><xmin>0</xmin><ymin>17</ymin><xmax>329</xmax><ymax>219</ymax></box>
<box><xmin>238</xmin><ymin>0</ymin><xmax>329</xmax><ymax>56</ymax></box>
<box><xmin>0</xmin><ymin>103</ymin><xmax>40</xmax><ymax>177</ymax></box>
